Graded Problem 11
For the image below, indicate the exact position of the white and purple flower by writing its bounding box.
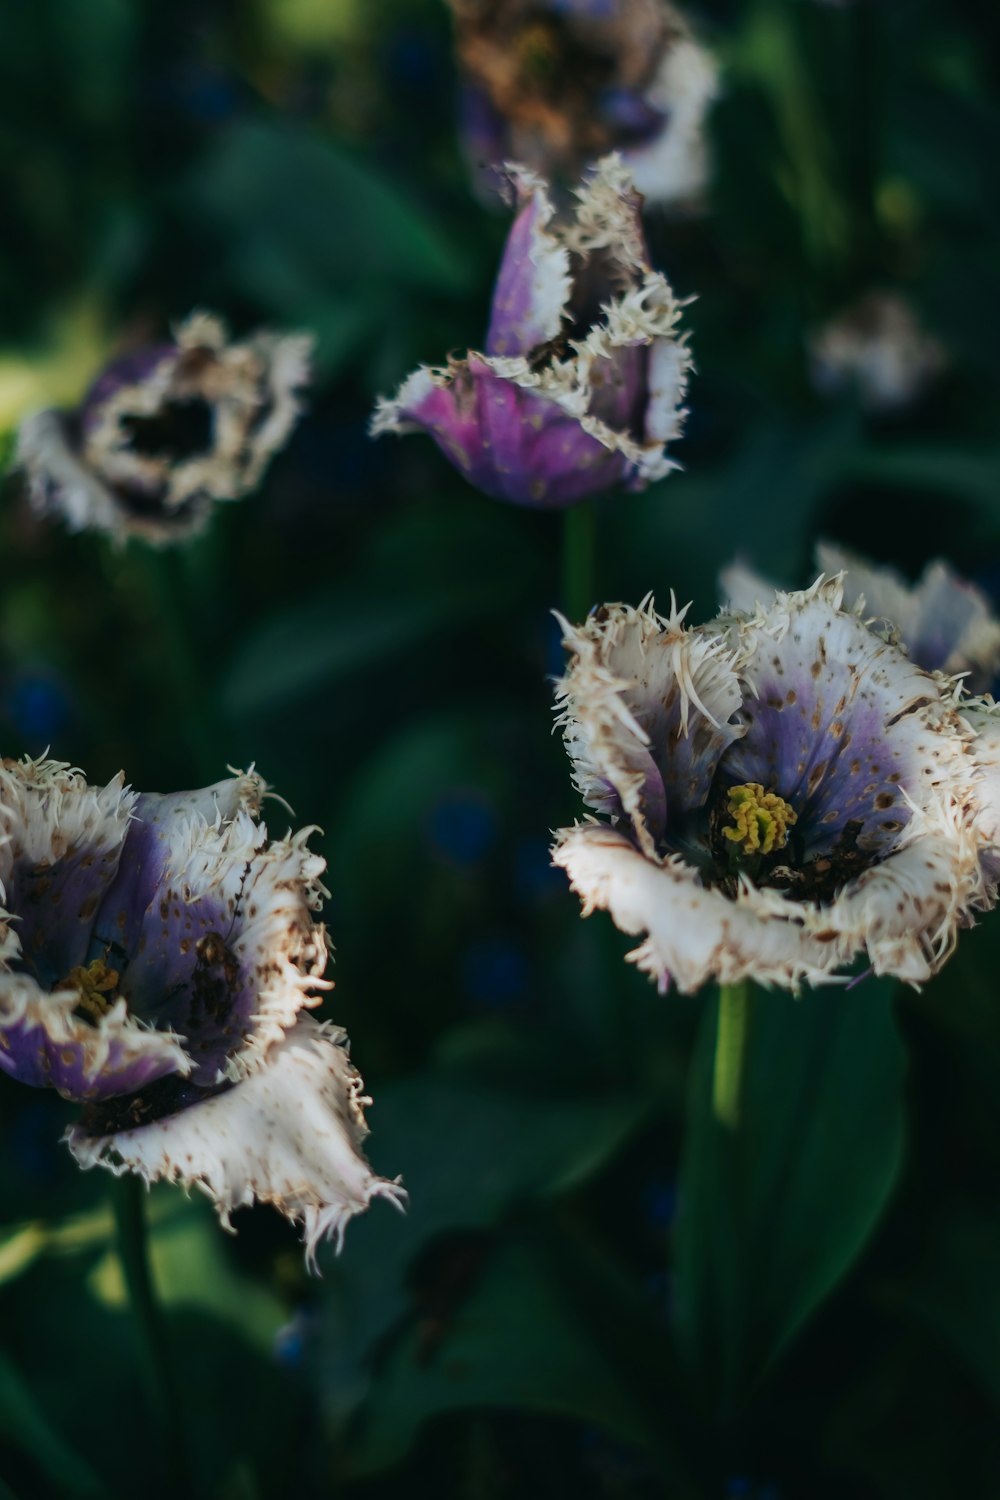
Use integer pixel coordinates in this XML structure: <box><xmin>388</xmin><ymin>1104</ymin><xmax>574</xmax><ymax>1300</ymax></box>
<box><xmin>0</xmin><ymin>758</ymin><xmax>400</xmax><ymax>1268</ymax></box>
<box><xmin>449</xmin><ymin>0</ymin><xmax>718</xmax><ymax>208</ymax></box>
<box><xmin>722</xmin><ymin>542</ymin><xmax>1000</xmax><ymax>694</ymax></box>
<box><xmin>15</xmin><ymin>313</ymin><xmax>312</xmax><ymax>544</ymax></box>
<box><xmin>372</xmin><ymin>155</ymin><xmax>690</xmax><ymax>508</ymax></box>
<box><xmin>552</xmin><ymin>578</ymin><xmax>988</xmax><ymax>992</ymax></box>
<box><xmin>808</xmin><ymin>291</ymin><xmax>946</xmax><ymax>412</ymax></box>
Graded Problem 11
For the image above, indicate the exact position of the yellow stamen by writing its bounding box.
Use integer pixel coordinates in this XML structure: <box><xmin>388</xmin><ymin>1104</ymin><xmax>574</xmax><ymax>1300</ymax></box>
<box><xmin>60</xmin><ymin>959</ymin><xmax>120</xmax><ymax>1023</ymax></box>
<box><xmin>722</xmin><ymin>782</ymin><xmax>797</xmax><ymax>857</ymax></box>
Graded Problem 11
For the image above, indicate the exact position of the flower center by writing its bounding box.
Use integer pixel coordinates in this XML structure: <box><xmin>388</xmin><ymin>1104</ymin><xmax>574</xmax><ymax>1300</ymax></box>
<box><xmin>722</xmin><ymin>782</ymin><xmax>797</xmax><ymax>858</ymax></box>
<box><xmin>60</xmin><ymin>958</ymin><xmax>120</xmax><ymax>1025</ymax></box>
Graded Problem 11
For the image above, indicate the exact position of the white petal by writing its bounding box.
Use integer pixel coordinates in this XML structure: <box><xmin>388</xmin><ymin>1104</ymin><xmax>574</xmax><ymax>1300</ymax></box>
<box><xmin>625</xmin><ymin>38</ymin><xmax>720</xmax><ymax>206</ymax></box>
<box><xmin>553</xmin><ymin>822</ymin><xmax>849</xmax><ymax>992</ymax></box>
<box><xmin>66</xmin><ymin>1017</ymin><xmax>404</xmax><ymax>1271</ymax></box>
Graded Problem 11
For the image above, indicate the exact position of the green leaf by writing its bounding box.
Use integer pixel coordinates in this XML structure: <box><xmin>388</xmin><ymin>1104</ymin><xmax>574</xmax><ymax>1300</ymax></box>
<box><xmin>317</xmin><ymin>1075</ymin><xmax>655</xmax><ymax>1430</ymax></box>
<box><xmin>0</xmin><ymin>1352</ymin><xmax>104</xmax><ymax>1497</ymax></box>
<box><xmin>674</xmin><ymin>977</ymin><xmax>907</xmax><ymax>1409</ymax></box>
<box><xmin>345</xmin><ymin>1233</ymin><xmax>691</xmax><ymax>1484</ymax></box>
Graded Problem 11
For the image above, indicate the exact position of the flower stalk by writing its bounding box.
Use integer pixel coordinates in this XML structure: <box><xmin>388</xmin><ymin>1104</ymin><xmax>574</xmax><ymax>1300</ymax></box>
<box><xmin>111</xmin><ymin>1177</ymin><xmax>187</xmax><ymax>1487</ymax></box>
<box><xmin>561</xmin><ymin>499</ymin><xmax>596</xmax><ymax>623</ymax></box>
<box><xmin>712</xmin><ymin>981</ymin><xmax>750</xmax><ymax>1129</ymax></box>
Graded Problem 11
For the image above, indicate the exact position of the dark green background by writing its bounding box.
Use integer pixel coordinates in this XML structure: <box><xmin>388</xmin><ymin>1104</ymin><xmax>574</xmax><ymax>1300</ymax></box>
<box><xmin>0</xmin><ymin>0</ymin><xmax>998</xmax><ymax>1494</ymax></box>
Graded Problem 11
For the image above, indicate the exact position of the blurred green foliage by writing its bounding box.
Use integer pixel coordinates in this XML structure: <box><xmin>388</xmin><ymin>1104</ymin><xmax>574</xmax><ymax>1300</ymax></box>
<box><xmin>0</xmin><ymin>0</ymin><xmax>999</xmax><ymax>1496</ymax></box>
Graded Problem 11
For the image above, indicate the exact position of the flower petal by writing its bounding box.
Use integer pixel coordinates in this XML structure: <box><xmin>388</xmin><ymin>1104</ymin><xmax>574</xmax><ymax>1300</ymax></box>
<box><xmin>486</xmin><ymin>167</ymin><xmax>572</xmax><ymax>358</ymax></box>
<box><xmin>0</xmin><ymin>974</ymin><xmax>189</xmax><ymax>1102</ymax></box>
<box><xmin>623</xmin><ymin>37</ymin><xmax>718</xmax><ymax>205</ymax></box>
<box><xmin>556</xmin><ymin>597</ymin><xmax>744</xmax><ymax>849</ymax></box>
<box><xmin>371</xmin><ymin>356</ymin><xmax>628</xmax><ymax>507</ymax></box>
<box><xmin>722</xmin><ymin>578</ymin><xmax>975</xmax><ymax>861</ymax></box>
<box><xmin>66</xmin><ymin>1017</ymin><xmax>405</xmax><ymax>1271</ymax></box>
<box><xmin>553</xmin><ymin>822</ymin><xmax>850</xmax><ymax>992</ymax></box>
<box><xmin>816</xmin><ymin>542</ymin><xmax>1000</xmax><ymax>690</ymax></box>
<box><xmin>0</xmin><ymin>758</ymin><xmax>137</xmax><ymax>988</ymax></box>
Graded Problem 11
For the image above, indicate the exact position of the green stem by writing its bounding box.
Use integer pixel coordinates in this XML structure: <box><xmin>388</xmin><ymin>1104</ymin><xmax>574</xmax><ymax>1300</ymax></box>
<box><xmin>713</xmin><ymin>981</ymin><xmax>750</xmax><ymax>1128</ymax></box>
<box><xmin>112</xmin><ymin>1177</ymin><xmax>187</xmax><ymax>1488</ymax></box>
<box><xmin>561</xmin><ymin>500</ymin><xmax>597</xmax><ymax>622</ymax></box>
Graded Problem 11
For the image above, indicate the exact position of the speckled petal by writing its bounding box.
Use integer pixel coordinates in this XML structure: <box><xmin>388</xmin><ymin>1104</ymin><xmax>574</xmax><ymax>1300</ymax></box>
<box><xmin>97</xmin><ymin>782</ymin><xmax>327</xmax><ymax>1085</ymax></box>
<box><xmin>555</xmin><ymin>596</ymin><xmax>744</xmax><ymax>851</ymax></box>
<box><xmin>66</xmin><ymin>1017</ymin><xmax>405</xmax><ymax>1271</ymax></box>
<box><xmin>816</xmin><ymin>543</ymin><xmax>1000</xmax><ymax>690</ymax></box>
<box><xmin>91</xmin><ymin>771</ymin><xmax>266</xmax><ymax>966</ymax></box>
<box><xmin>721</xmin><ymin>578</ymin><xmax>967</xmax><ymax>860</ymax></box>
<box><xmin>0</xmin><ymin>971</ymin><xmax>189</xmax><ymax>1103</ymax></box>
<box><xmin>553</xmin><ymin>822</ymin><xmax>850</xmax><ymax>992</ymax></box>
<box><xmin>0</xmin><ymin>759</ymin><xmax>137</xmax><ymax>989</ymax></box>
<box><xmin>486</xmin><ymin>168</ymin><xmax>572</xmax><ymax>358</ymax></box>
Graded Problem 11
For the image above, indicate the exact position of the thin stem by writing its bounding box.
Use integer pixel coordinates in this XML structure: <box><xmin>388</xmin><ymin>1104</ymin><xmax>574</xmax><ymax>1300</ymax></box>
<box><xmin>713</xmin><ymin>981</ymin><xmax>750</xmax><ymax>1129</ymax></box>
<box><xmin>561</xmin><ymin>500</ymin><xmax>597</xmax><ymax>622</ymax></box>
<box><xmin>112</xmin><ymin>1177</ymin><xmax>188</xmax><ymax>1489</ymax></box>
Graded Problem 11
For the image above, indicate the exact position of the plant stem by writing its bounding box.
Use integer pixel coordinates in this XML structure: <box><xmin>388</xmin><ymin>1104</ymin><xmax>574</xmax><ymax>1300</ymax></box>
<box><xmin>112</xmin><ymin>1177</ymin><xmax>187</xmax><ymax>1488</ymax></box>
<box><xmin>561</xmin><ymin>500</ymin><xmax>597</xmax><ymax>622</ymax></box>
<box><xmin>713</xmin><ymin>981</ymin><xmax>750</xmax><ymax>1129</ymax></box>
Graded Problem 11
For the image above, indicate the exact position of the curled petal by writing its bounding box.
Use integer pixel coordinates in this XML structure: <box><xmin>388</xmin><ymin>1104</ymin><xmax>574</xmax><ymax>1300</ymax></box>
<box><xmin>66</xmin><ymin>1017</ymin><xmax>405</xmax><ymax>1271</ymax></box>
<box><xmin>553</xmin><ymin>823</ymin><xmax>850</xmax><ymax>992</ymax></box>
<box><xmin>0</xmin><ymin>973</ymin><xmax>189</xmax><ymax>1102</ymax></box>
<box><xmin>816</xmin><ymin>542</ymin><xmax>1000</xmax><ymax>690</ymax></box>
<box><xmin>486</xmin><ymin>168</ymin><xmax>572</xmax><ymax>357</ymax></box>
<box><xmin>555</xmin><ymin>596</ymin><xmax>744</xmax><ymax>850</ymax></box>
<box><xmin>0</xmin><ymin>759</ymin><xmax>137</xmax><ymax>986</ymax></box>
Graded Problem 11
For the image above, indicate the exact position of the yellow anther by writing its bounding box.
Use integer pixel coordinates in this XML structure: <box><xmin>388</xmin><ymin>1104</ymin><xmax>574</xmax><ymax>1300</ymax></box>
<box><xmin>61</xmin><ymin>959</ymin><xmax>120</xmax><ymax>1023</ymax></box>
<box><xmin>722</xmin><ymin>782</ymin><xmax>797</xmax><ymax>857</ymax></box>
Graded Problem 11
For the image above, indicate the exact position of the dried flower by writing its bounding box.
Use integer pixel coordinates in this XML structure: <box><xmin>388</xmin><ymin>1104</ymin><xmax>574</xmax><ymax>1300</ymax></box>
<box><xmin>448</xmin><ymin>0</ymin><xmax>718</xmax><ymax>207</ymax></box>
<box><xmin>15</xmin><ymin>313</ymin><xmax>312</xmax><ymax>545</ymax></box>
<box><xmin>372</xmin><ymin>155</ymin><xmax>690</xmax><ymax>507</ymax></box>
<box><xmin>721</xmin><ymin>542</ymin><xmax>1000</xmax><ymax>693</ymax></box>
<box><xmin>552</xmin><ymin>579</ymin><xmax>988</xmax><ymax>993</ymax></box>
<box><xmin>0</xmin><ymin>757</ymin><xmax>400</xmax><ymax>1268</ymax></box>
<box><xmin>809</xmin><ymin>292</ymin><xmax>946</xmax><ymax>412</ymax></box>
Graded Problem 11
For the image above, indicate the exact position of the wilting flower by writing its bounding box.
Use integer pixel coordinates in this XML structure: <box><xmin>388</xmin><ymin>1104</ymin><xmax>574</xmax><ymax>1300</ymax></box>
<box><xmin>722</xmin><ymin>541</ymin><xmax>1000</xmax><ymax>694</ymax></box>
<box><xmin>15</xmin><ymin>313</ymin><xmax>312</xmax><ymax>545</ymax></box>
<box><xmin>372</xmin><ymin>156</ymin><xmax>690</xmax><ymax>507</ymax></box>
<box><xmin>448</xmin><ymin>0</ymin><xmax>718</xmax><ymax>208</ymax></box>
<box><xmin>552</xmin><ymin>578</ymin><xmax>988</xmax><ymax>992</ymax></box>
<box><xmin>809</xmin><ymin>291</ymin><xmax>946</xmax><ymax>412</ymax></box>
<box><xmin>0</xmin><ymin>757</ymin><xmax>400</xmax><ymax>1267</ymax></box>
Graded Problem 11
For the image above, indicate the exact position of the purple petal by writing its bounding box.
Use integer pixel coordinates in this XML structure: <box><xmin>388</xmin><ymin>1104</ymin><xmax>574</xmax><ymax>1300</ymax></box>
<box><xmin>0</xmin><ymin>992</ymin><xmax>187</xmax><ymax>1103</ymax></box>
<box><xmin>391</xmin><ymin>357</ymin><xmax>629</xmax><ymax>507</ymax></box>
<box><xmin>486</xmin><ymin>176</ymin><xmax>570</xmax><ymax>359</ymax></box>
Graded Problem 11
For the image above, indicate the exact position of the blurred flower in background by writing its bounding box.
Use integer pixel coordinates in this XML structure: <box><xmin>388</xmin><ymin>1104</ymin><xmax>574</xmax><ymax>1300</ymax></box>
<box><xmin>372</xmin><ymin>154</ymin><xmax>690</xmax><ymax>506</ymax></box>
<box><xmin>808</xmin><ymin>290</ymin><xmax>947</xmax><ymax>412</ymax></box>
<box><xmin>15</xmin><ymin>313</ymin><xmax>313</xmax><ymax>545</ymax></box>
<box><xmin>447</xmin><ymin>0</ymin><xmax>718</xmax><ymax>207</ymax></box>
<box><xmin>0</xmin><ymin>757</ymin><xmax>399</xmax><ymax>1267</ymax></box>
<box><xmin>722</xmin><ymin>542</ymin><xmax>1000</xmax><ymax>693</ymax></box>
<box><xmin>553</xmin><ymin>579</ymin><xmax>988</xmax><ymax>991</ymax></box>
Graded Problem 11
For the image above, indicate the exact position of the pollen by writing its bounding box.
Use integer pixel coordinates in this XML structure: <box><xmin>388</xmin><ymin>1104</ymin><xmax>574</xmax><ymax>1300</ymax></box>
<box><xmin>61</xmin><ymin>959</ymin><xmax>120</xmax><ymax>1024</ymax></box>
<box><xmin>723</xmin><ymin>782</ymin><xmax>797</xmax><ymax>857</ymax></box>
